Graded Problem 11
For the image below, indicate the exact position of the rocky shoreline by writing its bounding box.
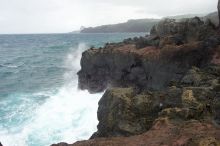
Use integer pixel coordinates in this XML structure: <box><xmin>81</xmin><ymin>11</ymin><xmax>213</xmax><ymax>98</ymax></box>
<box><xmin>52</xmin><ymin>15</ymin><xmax>220</xmax><ymax>146</ymax></box>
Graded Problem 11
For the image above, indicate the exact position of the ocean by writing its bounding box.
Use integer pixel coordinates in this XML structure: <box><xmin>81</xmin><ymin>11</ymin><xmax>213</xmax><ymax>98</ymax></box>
<box><xmin>0</xmin><ymin>33</ymin><xmax>145</xmax><ymax>146</ymax></box>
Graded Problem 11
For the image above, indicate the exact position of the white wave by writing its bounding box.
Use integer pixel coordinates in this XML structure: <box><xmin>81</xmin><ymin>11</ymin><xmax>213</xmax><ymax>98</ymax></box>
<box><xmin>0</xmin><ymin>64</ymin><xmax>18</xmax><ymax>68</ymax></box>
<box><xmin>0</xmin><ymin>43</ymin><xmax>102</xmax><ymax>146</ymax></box>
<box><xmin>0</xmin><ymin>63</ymin><xmax>24</xmax><ymax>68</ymax></box>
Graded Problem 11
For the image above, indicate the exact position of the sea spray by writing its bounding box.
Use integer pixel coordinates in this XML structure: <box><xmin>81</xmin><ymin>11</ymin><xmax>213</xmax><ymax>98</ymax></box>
<box><xmin>0</xmin><ymin>33</ymin><xmax>145</xmax><ymax>146</ymax></box>
<box><xmin>0</xmin><ymin>44</ymin><xmax>102</xmax><ymax>146</ymax></box>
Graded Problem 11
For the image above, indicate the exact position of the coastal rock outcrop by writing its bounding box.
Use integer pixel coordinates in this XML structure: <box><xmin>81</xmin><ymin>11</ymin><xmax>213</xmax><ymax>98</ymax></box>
<box><xmin>91</xmin><ymin>87</ymin><xmax>182</xmax><ymax>138</ymax></box>
<box><xmin>53</xmin><ymin>16</ymin><xmax>220</xmax><ymax>146</ymax></box>
<box><xmin>78</xmin><ymin>37</ymin><xmax>219</xmax><ymax>93</ymax></box>
<box><xmin>88</xmin><ymin>65</ymin><xmax>220</xmax><ymax>138</ymax></box>
<box><xmin>78</xmin><ymin>16</ymin><xmax>219</xmax><ymax>94</ymax></box>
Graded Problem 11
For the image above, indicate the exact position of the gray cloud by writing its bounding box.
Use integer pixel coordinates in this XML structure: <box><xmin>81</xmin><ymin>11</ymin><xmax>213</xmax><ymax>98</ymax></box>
<box><xmin>0</xmin><ymin>0</ymin><xmax>218</xmax><ymax>34</ymax></box>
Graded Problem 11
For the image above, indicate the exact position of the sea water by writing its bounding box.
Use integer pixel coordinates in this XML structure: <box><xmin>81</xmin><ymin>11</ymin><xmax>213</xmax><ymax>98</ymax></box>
<box><xmin>0</xmin><ymin>33</ymin><xmax>145</xmax><ymax>146</ymax></box>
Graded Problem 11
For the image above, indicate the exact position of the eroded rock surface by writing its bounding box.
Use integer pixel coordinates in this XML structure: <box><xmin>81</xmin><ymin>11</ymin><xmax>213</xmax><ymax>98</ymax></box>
<box><xmin>90</xmin><ymin>65</ymin><xmax>220</xmax><ymax>138</ymax></box>
<box><xmin>53</xmin><ymin>16</ymin><xmax>220</xmax><ymax>146</ymax></box>
<box><xmin>78</xmin><ymin>37</ymin><xmax>220</xmax><ymax>93</ymax></box>
<box><xmin>52</xmin><ymin>120</ymin><xmax>220</xmax><ymax>146</ymax></box>
<box><xmin>78</xmin><ymin>16</ymin><xmax>220</xmax><ymax>94</ymax></box>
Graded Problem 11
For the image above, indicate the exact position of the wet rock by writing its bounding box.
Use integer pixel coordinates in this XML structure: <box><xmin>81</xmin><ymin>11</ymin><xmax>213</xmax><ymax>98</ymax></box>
<box><xmin>90</xmin><ymin>86</ymin><xmax>185</xmax><ymax>138</ymax></box>
<box><xmin>92</xmin><ymin>88</ymin><xmax>157</xmax><ymax>138</ymax></box>
<box><xmin>86</xmin><ymin>64</ymin><xmax>220</xmax><ymax>139</ymax></box>
<box><xmin>62</xmin><ymin>10</ymin><xmax>220</xmax><ymax>146</ymax></box>
<box><xmin>78</xmin><ymin>39</ymin><xmax>219</xmax><ymax>93</ymax></box>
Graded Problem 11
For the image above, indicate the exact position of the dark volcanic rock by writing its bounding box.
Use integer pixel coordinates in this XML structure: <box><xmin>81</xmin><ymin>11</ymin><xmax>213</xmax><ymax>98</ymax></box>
<box><xmin>91</xmin><ymin>87</ymin><xmax>182</xmax><ymax>138</ymax></box>
<box><xmin>90</xmin><ymin>65</ymin><xmax>220</xmax><ymax>138</ymax></box>
<box><xmin>54</xmin><ymin>10</ymin><xmax>220</xmax><ymax>146</ymax></box>
<box><xmin>75</xmin><ymin>15</ymin><xmax>220</xmax><ymax>144</ymax></box>
<box><xmin>150</xmin><ymin>17</ymin><xmax>217</xmax><ymax>44</ymax></box>
<box><xmin>77</xmin><ymin>17</ymin><xmax>219</xmax><ymax>94</ymax></box>
<box><xmin>51</xmin><ymin>143</ymin><xmax>68</xmax><ymax>146</ymax></box>
<box><xmin>76</xmin><ymin>42</ymin><xmax>220</xmax><ymax>140</ymax></box>
<box><xmin>53</xmin><ymin>72</ymin><xmax>220</xmax><ymax>145</ymax></box>
<box><xmin>78</xmin><ymin>39</ymin><xmax>219</xmax><ymax>93</ymax></box>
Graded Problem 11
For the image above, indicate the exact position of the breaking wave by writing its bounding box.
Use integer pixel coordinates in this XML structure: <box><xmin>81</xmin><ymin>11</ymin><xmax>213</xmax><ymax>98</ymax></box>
<box><xmin>0</xmin><ymin>43</ymin><xmax>102</xmax><ymax>146</ymax></box>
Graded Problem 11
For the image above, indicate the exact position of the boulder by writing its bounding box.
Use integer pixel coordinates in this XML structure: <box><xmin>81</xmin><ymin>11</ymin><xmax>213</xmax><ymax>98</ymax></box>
<box><xmin>92</xmin><ymin>88</ymin><xmax>157</xmax><ymax>138</ymax></box>
<box><xmin>90</xmin><ymin>86</ymin><xmax>185</xmax><ymax>138</ymax></box>
<box><xmin>181</xmin><ymin>67</ymin><xmax>202</xmax><ymax>86</ymax></box>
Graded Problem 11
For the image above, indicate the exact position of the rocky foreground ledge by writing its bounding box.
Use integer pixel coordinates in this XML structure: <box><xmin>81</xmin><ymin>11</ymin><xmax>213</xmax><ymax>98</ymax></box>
<box><xmin>53</xmin><ymin>17</ymin><xmax>220</xmax><ymax>146</ymax></box>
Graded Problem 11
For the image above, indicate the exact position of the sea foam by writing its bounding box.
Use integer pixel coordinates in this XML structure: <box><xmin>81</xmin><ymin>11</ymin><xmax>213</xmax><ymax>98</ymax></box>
<box><xmin>0</xmin><ymin>43</ymin><xmax>102</xmax><ymax>146</ymax></box>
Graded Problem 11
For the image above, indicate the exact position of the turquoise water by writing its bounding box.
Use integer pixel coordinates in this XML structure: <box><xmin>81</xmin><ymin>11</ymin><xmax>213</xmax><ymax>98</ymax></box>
<box><xmin>0</xmin><ymin>33</ymin><xmax>145</xmax><ymax>146</ymax></box>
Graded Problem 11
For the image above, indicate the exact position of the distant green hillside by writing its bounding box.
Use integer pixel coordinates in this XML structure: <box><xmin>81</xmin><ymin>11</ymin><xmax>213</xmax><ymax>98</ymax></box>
<box><xmin>80</xmin><ymin>19</ymin><xmax>160</xmax><ymax>33</ymax></box>
<box><xmin>164</xmin><ymin>13</ymin><xmax>206</xmax><ymax>19</ymax></box>
<box><xmin>79</xmin><ymin>12</ymin><xmax>218</xmax><ymax>33</ymax></box>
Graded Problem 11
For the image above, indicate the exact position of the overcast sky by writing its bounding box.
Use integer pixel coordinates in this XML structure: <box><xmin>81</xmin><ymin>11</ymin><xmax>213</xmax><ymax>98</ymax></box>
<box><xmin>0</xmin><ymin>0</ymin><xmax>218</xmax><ymax>34</ymax></box>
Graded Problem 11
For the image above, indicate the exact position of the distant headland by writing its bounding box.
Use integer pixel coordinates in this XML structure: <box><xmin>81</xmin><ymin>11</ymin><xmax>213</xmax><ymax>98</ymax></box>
<box><xmin>70</xmin><ymin>12</ymin><xmax>218</xmax><ymax>33</ymax></box>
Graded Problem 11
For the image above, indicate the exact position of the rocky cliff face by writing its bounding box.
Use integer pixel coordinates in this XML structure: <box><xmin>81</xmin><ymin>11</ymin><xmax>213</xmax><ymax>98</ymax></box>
<box><xmin>53</xmin><ymin>16</ymin><xmax>220</xmax><ymax>146</ymax></box>
<box><xmin>89</xmin><ymin>65</ymin><xmax>220</xmax><ymax>139</ymax></box>
<box><xmin>78</xmin><ymin>19</ymin><xmax>219</xmax><ymax>93</ymax></box>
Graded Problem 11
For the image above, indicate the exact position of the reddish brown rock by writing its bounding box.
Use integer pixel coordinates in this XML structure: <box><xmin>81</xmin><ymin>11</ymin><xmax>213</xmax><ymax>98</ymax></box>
<box><xmin>56</xmin><ymin>9</ymin><xmax>220</xmax><ymax>146</ymax></box>
<box><xmin>52</xmin><ymin>120</ymin><xmax>220</xmax><ymax>146</ymax></box>
<box><xmin>78</xmin><ymin>37</ymin><xmax>220</xmax><ymax>93</ymax></box>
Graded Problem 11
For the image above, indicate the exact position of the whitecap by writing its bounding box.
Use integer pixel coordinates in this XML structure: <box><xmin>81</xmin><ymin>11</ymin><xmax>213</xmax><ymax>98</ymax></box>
<box><xmin>0</xmin><ymin>43</ymin><xmax>103</xmax><ymax>146</ymax></box>
<box><xmin>0</xmin><ymin>63</ymin><xmax>24</xmax><ymax>68</ymax></box>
